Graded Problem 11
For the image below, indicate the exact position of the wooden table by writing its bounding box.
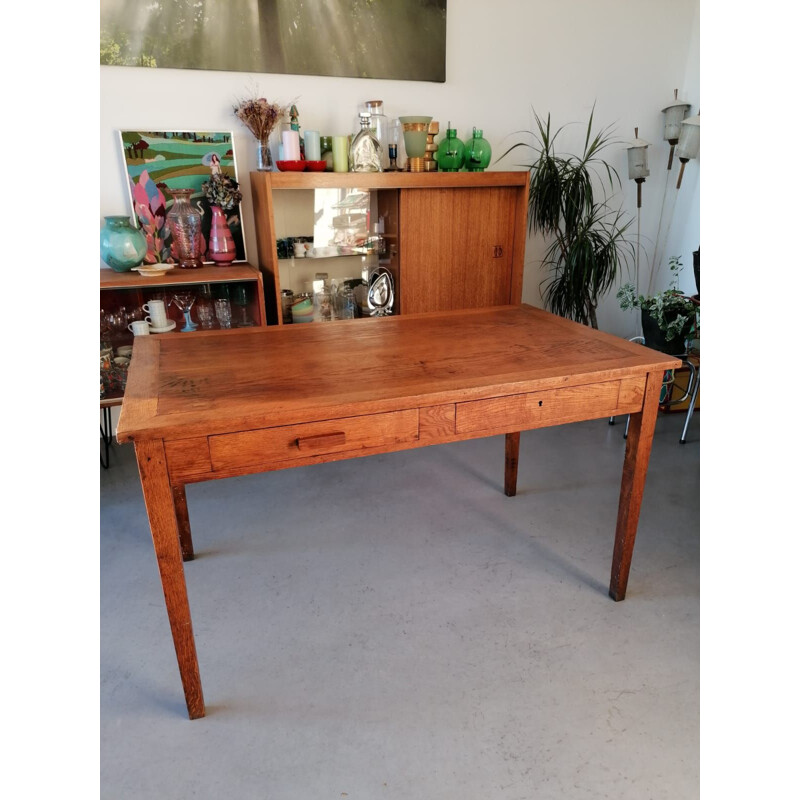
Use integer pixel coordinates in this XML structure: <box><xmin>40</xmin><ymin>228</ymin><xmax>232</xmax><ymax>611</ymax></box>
<box><xmin>117</xmin><ymin>305</ymin><xmax>680</xmax><ymax>719</ymax></box>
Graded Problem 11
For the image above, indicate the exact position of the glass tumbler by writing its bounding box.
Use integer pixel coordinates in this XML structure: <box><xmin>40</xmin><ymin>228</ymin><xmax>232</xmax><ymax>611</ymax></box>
<box><xmin>196</xmin><ymin>302</ymin><xmax>215</xmax><ymax>329</ymax></box>
<box><xmin>214</xmin><ymin>298</ymin><xmax>232</xmax><ymax>329</ymax></box>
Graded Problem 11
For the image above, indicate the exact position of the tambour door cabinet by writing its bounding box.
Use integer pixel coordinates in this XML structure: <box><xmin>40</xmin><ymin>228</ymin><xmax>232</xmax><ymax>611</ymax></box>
<box><xmin>250</xmin><ymin>171</ymin><xmax>529</xmax><ymax>324</ymax></box>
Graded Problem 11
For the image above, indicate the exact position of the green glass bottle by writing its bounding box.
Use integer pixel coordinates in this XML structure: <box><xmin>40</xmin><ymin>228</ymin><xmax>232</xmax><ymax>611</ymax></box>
<box><xmin>464</xmin><ymin>127</ymin><xmax>491</xmax><ymax>172</ymax></box>
<box><xmin>436</xmin><ymin>125</ymin><xmax>465</xmax><ymax>172</ymax></box>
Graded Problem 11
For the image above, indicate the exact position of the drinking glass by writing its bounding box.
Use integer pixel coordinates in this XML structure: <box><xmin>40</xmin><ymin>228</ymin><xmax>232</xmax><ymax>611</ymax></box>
<box><xmin>171</xmin><ymin>292</ymin><xmax>198</xmax><ymax>332</ymax></box>
<box><xmin>232</xmin><ymin>284</ymin><xmax>253</xmax><ymax>327</ymax></box>
<box><xmin>196</xmin><ymin>300</ymin><xmax>215</xmax><ymax>329</ymax></box>
<box><xmin>214</xmin><ymin>298</ymin><xmax>232</xmax><ymax>329</ymax></box>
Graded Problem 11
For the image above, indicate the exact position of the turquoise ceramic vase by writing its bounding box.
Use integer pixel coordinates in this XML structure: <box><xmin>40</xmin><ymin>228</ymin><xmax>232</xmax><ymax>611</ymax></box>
<box><xmin>100</xmin><ymin>216</ymin><xmax>147</xmax><ymax>272</ymax></box>
<box><xmin>464</xmin><ymin>128</ymin><xmax>492</xmax><ymax>172</ymax></box>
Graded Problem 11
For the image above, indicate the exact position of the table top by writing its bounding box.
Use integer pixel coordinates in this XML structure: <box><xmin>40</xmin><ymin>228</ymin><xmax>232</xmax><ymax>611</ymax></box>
<box><xmin>117</xmin><ymin>305</ymin><xmax>680</xmax><ymax>443</ymax></box>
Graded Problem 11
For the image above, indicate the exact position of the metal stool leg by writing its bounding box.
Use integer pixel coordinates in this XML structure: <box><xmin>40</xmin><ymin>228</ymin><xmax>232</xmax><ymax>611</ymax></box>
<box><xmin>101</xmin><ymin>406</ymin><xmax>113</xmax><ymax>469</ymax></box>
<box><xmin>680</xmin><ymin>371</ymin><xmax>700</xmax><ymax>444</ymax></box>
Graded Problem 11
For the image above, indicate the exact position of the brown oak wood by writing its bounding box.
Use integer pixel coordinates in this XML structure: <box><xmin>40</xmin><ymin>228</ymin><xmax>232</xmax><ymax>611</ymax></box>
<box><xmin>117</xmin><ymin>304</ymin><xmax>681</xmax><ymax>718</ymax></box>
<box><xmin>134</xmin><ymin>439</ymin><xmax>205</xmax><ymax>719</ymax></box>
<box><xmin>399</xmin><ymin>187</ymin><xmax>518</xmax><ymax>313</ymax></box>
<box><xmin>252</xmin><ymin>171</ymin><xmax>528</xmax><ymax>191</ymax></box>
<box><xmin>118</xmin><ymin>306</ymin><xmax>677</xmax><ymax>444</ymax></box>
<box><xmin>249</xmin><ymin>171</ymin><xmax>529</xmax><ymax>322</ymax></box>
<box><xmin>171</xmin><ymin>484</ymin><xmax>194</xmax><ymax>561</ymax></box>
<box><xmin>609</xmin><ymin>370</ymin><xmax>664</xmax><ymax>601</ymax></box>
<box><xmin>504</xmin><ymin>432</ymin><xmax>521</xmax><ymax>497</ymax></box>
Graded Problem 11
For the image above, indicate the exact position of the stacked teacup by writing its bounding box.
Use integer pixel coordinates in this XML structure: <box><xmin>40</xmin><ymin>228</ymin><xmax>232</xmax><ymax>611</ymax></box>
<box><xmin>142</xmin><ymin>300</ymin><xmax>169</xmax><ymax>331</ymax></box>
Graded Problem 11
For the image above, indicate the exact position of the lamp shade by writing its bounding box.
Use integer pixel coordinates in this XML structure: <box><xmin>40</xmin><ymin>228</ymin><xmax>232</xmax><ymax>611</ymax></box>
<box><xmin>675</xmin><ymin>114</ymin><xmax>700</xmax><ymax>161</ymax></box>
<box><xmin>626</xmin><ymin>132</ymin><xmax>650</xmax><ymax>181</ymax></box>
<box><xmin>662</xmin><ymin>90</ymin><xmax>691</xmax><ymax>143</ymax></box>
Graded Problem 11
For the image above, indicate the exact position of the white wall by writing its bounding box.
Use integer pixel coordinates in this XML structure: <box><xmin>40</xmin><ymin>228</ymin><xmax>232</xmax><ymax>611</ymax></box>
<box><xmin>100</xmin><ymin>0</ymin><xmax>699</xmax><ymax>338</ymax></box>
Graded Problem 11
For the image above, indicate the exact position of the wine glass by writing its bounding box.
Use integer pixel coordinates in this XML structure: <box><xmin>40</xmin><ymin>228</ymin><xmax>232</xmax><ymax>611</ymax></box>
<box><xmin>232</xmin><ymin>284</ymin><xmax>253</xmax><ymax>327</ymax></box>
<box><xmin>171</xmin><ymin>292</ymin><xmax>198</xmax><ymax>332</ymax></box>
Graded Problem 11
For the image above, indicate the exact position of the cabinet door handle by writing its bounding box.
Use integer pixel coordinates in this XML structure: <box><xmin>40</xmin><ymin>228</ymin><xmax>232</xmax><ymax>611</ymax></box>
<box><xmin>295</xmin><ymin>431</ymin><xmax>347</xmax><ymax>451</ymax></box>
<box><xmin>493</xmin><ymin>245</ymin><xmax>503</xmax><ymax>258</ymax></box>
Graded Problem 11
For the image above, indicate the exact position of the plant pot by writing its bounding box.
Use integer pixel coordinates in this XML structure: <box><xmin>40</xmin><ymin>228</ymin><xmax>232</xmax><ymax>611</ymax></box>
<box><xmin>641</xmin><ymin>309</ymin><xmax>687</xmax><ymax>355</ymax></box>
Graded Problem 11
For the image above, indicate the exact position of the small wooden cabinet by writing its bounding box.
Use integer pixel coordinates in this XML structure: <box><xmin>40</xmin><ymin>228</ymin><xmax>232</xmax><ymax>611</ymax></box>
<box><xmin>250</xmin><ymin>171</ymin><xmax>529</xmax><ymax>324</ymax></box>
<box><xmin>100</xmin><ymin>263</ymin><xmax>267</xmax><ymax>404</ymax></box>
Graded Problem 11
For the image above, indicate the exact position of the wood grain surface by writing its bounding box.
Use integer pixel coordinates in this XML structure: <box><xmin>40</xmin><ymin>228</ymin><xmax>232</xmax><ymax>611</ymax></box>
<box><xmin>117</xmin><ymin>305</ymin><xmax>679</xmax><ymax>444</ymax></box>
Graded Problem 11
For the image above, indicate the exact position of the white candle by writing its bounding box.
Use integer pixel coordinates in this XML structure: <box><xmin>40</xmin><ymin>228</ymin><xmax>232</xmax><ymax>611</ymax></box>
<box><xmin>304</xmin><ymin>130</ymin><xmax>321</xmax><ymax>161</ymax></box>
<box><xmin>282</xmin><ymin>130</ymin><xmax>301</xmax><ymax>161</ymax></box>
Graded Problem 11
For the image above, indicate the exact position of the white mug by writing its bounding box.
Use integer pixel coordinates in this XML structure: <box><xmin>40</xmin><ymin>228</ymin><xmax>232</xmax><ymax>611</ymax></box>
<box><xmin>142</xmin><ymin>300</ymin><xmax>167</xmax><ymax>327</ymax></box>
<box><xmin>129</xmin><ymin>320</ymin><xmax>150</xmax><ymax>336</ymax></box>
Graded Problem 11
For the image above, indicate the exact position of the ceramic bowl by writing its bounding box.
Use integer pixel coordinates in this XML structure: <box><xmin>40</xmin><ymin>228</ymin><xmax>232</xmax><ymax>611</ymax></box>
<box><xmin>276</xmin><ymin>160</ymin><xmax>307</xmax><ymax>172</ymax></box>
<box><xmin>135</xmin><ymin>265</ymin><xmax>174</xmax><ymax>277</ymax></box>
<box><xmin>305</xmin><ymin>160</ymin><xmax>327</xmax><ymax>172</ymax></box>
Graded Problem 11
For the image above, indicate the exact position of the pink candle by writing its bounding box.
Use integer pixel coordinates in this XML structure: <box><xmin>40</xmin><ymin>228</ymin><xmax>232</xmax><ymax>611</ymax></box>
<box><xmin>282</xmin><ymin>130</ymin><xmax>301</xmax><ymax>161</ymax></box>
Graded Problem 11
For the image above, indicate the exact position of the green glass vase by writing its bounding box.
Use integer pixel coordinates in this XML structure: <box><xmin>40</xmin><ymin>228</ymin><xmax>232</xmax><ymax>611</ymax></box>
<box><xmin>464</xmin><ymin>127</ymin><xmax>491</xmax><ymax>172</ymax></box>
<box><xmin>100</xmin><ymin>216</ymin><xmax>147</xmax><ymax>272</ymax></box>
<box><xmin>437</xmin><ymin>127</ymin><xmax>465</xmax><ymax>172</ymax></box>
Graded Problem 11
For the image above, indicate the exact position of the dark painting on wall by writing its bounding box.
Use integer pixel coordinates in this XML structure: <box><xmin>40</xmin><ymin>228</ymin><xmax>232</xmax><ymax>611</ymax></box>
<box><xmin>100</xmin><ymin>0</ymin><xmax>447</xmax><ymax>83</ymax></box>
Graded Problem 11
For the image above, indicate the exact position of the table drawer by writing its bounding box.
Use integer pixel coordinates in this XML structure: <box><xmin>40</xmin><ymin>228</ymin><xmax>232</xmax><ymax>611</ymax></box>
<box><xmin>208</xmin><ymin>409</ymin><xmax>420</xmax><ymax>472</ymax></box>
<box><xmin>456</xmin><ymin>378</ymin><xmax>643</xmax><ymax>434</ymax></box>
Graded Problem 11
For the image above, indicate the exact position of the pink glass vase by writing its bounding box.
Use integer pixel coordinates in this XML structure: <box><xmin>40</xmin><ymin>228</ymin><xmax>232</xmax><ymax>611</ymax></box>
<box><xmin>207</xmin><ymin>205</ymin><xmax>236</xmax><ymax>264</ymax></box>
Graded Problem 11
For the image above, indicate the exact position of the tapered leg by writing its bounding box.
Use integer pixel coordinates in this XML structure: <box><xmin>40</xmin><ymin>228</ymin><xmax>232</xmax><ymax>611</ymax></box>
<box><xmin>609</xmin><ymin>370</ymin><xmax>662</xmax><ymax>601</ymax></box>
<box><xmin>172</xmin><ymin>485</ymin><xmax>195</xmax><ymax>561</ymax></box>
<box><xmin>135</xmin><ymin>439</ymin><xmax>205</xmax><ymax>719</ymax></box>
<box><xmin>504</xmin><ymin>432</ymin><xmax>521</xmax><ymax>497</ymax></box>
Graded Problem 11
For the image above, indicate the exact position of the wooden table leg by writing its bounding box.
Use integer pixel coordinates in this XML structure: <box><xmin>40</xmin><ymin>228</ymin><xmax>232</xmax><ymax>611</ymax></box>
<box><xmin>172</xmin><ymin>485</ymin><xmax>194</xmax><ymax>561</ymax></box>
<box><xmin>504</xmin><ymin>432</ymin><xmax>521</xmax><ymax>497</ymax></box>
<box><xmin>609</xmin><ymin>370</ymin><xmax>662</xmax><ymax>601</ymax></box>
<box><xmin>135</xmin><ymin>439</ymin><xmax>205</xmax><ymax>719</ymax></box>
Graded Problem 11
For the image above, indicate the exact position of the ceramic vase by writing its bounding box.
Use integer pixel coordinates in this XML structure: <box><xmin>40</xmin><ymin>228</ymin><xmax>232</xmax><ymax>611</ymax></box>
<box><xmin>208</xmin><ymin>206</ymin><xmax>236</xmax><ymax>264</ymax></box>
<box><xmin>100</xmin><ymin>216</ymin><xmax>147</xmax><ymax>272</ymax></box>
<box><xmin>166</xmin><ymin>189</ymin><xmax>203</xmax><ymax>269</ymax></box>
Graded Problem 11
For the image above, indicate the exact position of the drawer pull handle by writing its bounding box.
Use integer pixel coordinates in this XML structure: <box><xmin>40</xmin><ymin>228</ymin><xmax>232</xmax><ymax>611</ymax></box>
<box><xmin>295</xmin><ymin>431</ymin><xmax>347</xmax><ymax>451</ymax></box>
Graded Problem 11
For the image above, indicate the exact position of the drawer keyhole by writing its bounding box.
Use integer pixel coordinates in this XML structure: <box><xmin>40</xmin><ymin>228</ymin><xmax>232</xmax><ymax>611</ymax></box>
<box><xmin>538</xmin><ymin>400</ymin><xmax>543</xmax><ymax>407</ymax></box>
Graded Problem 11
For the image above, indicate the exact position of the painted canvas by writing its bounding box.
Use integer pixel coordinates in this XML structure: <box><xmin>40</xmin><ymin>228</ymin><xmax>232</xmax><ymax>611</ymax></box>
<box><xmin>100</xmin><ymin>0</ymin><xmax>446</xmax><ymax>83</ymax></box>
<box><xmin>119</xmin><ymin>130</ymin><xmax>246</xmax><ymax>264</ymax></box>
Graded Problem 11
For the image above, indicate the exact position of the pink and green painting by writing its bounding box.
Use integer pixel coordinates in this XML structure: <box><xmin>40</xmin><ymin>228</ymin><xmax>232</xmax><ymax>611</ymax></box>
<box><xmin>119</xmin><ymin>130</ymin><xmax>246</xmax><ymax>264</ymax></box>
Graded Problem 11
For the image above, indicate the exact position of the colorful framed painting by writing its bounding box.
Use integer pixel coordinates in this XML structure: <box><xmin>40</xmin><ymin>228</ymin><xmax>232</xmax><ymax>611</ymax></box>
<box><xmin>119</xmin><ymin>130</ymin><xmax>247</xmax><ymax>264</ymax></box>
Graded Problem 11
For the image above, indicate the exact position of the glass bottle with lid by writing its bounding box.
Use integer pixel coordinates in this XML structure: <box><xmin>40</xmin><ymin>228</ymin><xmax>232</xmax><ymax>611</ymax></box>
<box><xmin>437</xmin><ymin>124</ymin><xmax>465</xmax><ymax>172</ymax></box>
<box><xmin>349</xmin><ymin>112</ymin><xmax>383</xmax><ymax>172</ymax></box>
<box><xmin>364</xmin><ymin>100</ymin><xmax>389</xmax><ymax>170</ymax></box>
<box><xmin>464</xmin><ymin>127</ymin><xmax>492</xmax><ymax>172</ymax></box>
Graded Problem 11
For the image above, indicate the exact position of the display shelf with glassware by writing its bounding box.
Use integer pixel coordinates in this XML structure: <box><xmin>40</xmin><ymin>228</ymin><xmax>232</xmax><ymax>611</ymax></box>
<box><xmin>100</xmin><ymin>263</ymin><xmax>267</xmax><ymax>405</ymax></box>
<box><xmin>250</xmin><ymin>171</ymin><xmax>529</xmax><ymax>325</ymax></box>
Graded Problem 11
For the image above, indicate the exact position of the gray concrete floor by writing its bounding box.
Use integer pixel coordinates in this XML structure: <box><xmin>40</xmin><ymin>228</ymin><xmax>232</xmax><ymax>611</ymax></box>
<box><xmin>101</xmin><ymin>412</ymin><xmax>699</xmax><ymax>799</ymax></box>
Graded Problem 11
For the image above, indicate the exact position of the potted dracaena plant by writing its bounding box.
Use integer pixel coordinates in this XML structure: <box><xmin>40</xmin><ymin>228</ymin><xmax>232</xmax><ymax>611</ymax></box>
<box><xmin>501</xmin><ymin>107</ymin><xmax>634</xmax><ymax>329</ymax></box>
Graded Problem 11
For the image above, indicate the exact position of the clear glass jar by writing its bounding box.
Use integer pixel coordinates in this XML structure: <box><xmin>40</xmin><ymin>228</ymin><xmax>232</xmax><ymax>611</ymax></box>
<box><xmin>364</xmin><ymin>100</ymin><xmax>389</xmax><ymax>170</ymax></box>
<box><xmin>349</xmin><ymin>112</ymin><xmax>382</xmax><ymax>173</ymax></box>
<box><xmin>336</xmin><ymin>284</ymin><xmax>356</xmax><ymax>320</ymax></box>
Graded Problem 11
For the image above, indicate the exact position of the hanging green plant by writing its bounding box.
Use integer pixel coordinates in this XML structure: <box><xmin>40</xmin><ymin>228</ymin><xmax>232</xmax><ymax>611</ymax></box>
<box><xmin>617</xmin><ymin>256</ymin><xmax>699</xmax><ymax>352</ymax></box>
<box><xmin>501</xmin><ymin>107</ymin><xmax>635</xmax><ymax>329</ymax></box>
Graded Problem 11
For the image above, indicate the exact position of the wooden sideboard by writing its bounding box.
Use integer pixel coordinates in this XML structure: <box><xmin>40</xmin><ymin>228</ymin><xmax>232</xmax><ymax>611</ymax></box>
<box><xmin>250</xmin><ymin>171</ymin><xmax>529</xmax><ymax>325</ymax></box>
<box><xmin>100</xmin><ymin>263</ymin><xmax>267</xmax><ymax>405</ymax></box>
